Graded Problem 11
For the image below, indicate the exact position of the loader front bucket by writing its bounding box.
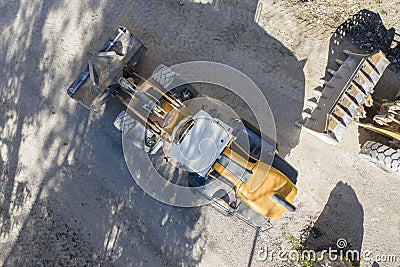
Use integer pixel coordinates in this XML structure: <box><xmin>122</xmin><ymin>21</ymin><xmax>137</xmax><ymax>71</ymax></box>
<box><xmin>301</xmin><ymin>51</ymin><xmax>390</xmax><ymax>144</ymax></box>
<box><xmin>67</xmin><ymin>26</ymin><xmax>146</xmax><ymax>112</ymax></box>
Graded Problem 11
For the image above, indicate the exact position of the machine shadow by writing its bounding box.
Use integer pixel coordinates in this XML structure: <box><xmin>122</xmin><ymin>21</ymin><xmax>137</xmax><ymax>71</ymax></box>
<box><xmin>1</xmin><ymin>0</ymin><xmax>305</xmax><ymax>265</ymax></box>
<box><xmin>305</xmin><ymin>182</ymin><xmax>364</xmax><ymax>266</ymax></box>
<box><xmin>318</xmin><ymin>9</ymin><xmax>400</xmax><ymax>147</ymax></box>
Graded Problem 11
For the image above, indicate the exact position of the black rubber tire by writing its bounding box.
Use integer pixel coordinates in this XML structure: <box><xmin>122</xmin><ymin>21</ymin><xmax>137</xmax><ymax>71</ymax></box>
<box><xmin>113</xmin><ymin>110</ymin><xmax>136</xmax><ymax>133</ymax></box>
<box><xmin>151</xmin><ymin>64</ymin><xmax>176</xmax><ymax>88</ymax></box>
<box><xmin>360</xmin><ymin>141</ymin><xmax>400</xmax><ymax>178</ymax></box>
<box><xmin>151</xmin><ymin>64</ymin><xmax>198</xmax><ymax>102</ymax></box>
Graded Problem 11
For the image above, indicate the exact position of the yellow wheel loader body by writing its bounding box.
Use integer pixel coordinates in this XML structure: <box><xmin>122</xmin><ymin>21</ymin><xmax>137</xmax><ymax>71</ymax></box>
<box><xmin>209</xmin><ymin>142</ymin><xmax>297</xmax><ymax>219</ymax></box>
<box><xmin>67</xmin><ymin>26</ymin><xmax>299</xmax><ymax>223</ymax></box>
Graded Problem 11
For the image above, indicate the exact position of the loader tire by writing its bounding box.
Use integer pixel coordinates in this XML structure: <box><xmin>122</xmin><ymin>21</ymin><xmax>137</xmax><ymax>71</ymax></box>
<box><xmin>360</xmin><ymin>141</ymin><xmax>400</xmax><ymax>178</ymax></box>
<box><xmin>151</xmin><ymin>64</ymin><xmax>197</xmax><ymax>102</ymax></box>
<box><xmin>151</xmin><ymin>64</ymin><xmax>176</xmax><ymax>89</ymax></box>
<box><xmin>114</xmin><ymin>110</ymin><xmax>136</xmax><ymax>133</ymax></box>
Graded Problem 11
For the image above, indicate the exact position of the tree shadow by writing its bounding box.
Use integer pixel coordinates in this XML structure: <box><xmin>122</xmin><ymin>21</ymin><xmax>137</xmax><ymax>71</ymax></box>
<box><xmin>1</xmin><ymin>1</ymin><xmax>204</xmax><ymax>265</ymax></box>
<box><xmin>0</xmin><ymin>0</ymin><xmax>305</xmax><ymax>265</ymax></box>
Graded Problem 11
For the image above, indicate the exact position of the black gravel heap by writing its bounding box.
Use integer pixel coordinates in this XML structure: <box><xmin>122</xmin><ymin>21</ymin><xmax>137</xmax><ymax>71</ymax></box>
<box><xmin>340</xmin><ymin>9</ymin><xmax>399</xmax><ymax>71</ymax></box>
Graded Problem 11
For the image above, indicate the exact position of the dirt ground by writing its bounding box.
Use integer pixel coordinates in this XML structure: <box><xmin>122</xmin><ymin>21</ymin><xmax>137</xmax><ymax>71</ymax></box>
<box><xmin>0</xmin><ymin>0</ymin><xmax>399</xmax><ymax>266</ymax></box>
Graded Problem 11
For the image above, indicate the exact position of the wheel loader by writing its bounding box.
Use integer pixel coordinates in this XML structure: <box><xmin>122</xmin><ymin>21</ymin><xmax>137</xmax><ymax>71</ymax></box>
<box><xmin>300</xmin><ymin>48</ymin><xmax>400</xmax><ymax>177</ymax></box>
<box><xmin>67</xmin><ymin>26</ymin><xmax>298</xmax><ymax>227</ymax></box>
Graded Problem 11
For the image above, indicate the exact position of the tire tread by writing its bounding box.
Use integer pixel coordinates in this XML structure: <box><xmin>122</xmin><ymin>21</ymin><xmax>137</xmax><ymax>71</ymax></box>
<box><xmin>360</xmin><ymin>141</ymin><xmax>400</xmax><ymax>178</ymax></box>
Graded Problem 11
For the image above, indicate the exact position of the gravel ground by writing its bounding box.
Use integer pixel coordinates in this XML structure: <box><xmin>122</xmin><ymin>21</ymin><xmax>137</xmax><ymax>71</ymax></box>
<box><xmin>288</xmin><ymin>0</ymin><xmax>399</xmax><ymax>30</ymax></box>
<box><xmin>288</xmin><ymin>0</ymin><xmax>400</xmax><ymax>70</ymax></box>
<box><xmin>0</xmin><ymin>0</ymin><xmax>399</xmax><ymax>267</ymax></box>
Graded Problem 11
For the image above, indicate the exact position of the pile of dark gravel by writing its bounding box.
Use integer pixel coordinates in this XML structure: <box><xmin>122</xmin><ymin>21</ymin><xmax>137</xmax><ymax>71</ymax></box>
<box><xmin>340</xmin><ymin>9</ymin><xmax>400</xmax><ymax>71</ymax></box>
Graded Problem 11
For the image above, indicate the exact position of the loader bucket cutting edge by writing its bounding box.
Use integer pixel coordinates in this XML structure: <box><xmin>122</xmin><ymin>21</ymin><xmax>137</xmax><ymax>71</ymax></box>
<box><xmin>67</xmin><ymin>26</ymin><xmax>146</xmax><ymax>112</ymax></box>
<box><xmin>302</xmin><ymin>51</ymin><xmax>391</xmax><ymax>144</ymax></box>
